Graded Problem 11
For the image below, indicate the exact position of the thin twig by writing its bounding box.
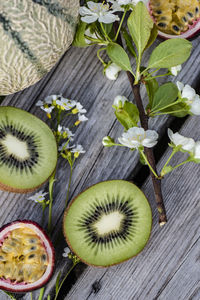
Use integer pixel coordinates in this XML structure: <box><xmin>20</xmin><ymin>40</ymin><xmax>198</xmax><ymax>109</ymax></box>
<box><xmin>116</xmin><ymin>28</ymin><xmax>167</xmax><ymax>225</ymax></box>
<box><xmin>128</xmin><ymin>78</ymin><xmax>167</xmax><ymax>226</ymax></box>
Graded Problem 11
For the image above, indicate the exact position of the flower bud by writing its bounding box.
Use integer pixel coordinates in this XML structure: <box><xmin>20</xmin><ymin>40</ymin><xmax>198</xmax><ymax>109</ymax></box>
<box><xmin>105</xmin><ymin>63</ymin><xmax>122</xmax><ymax>81</ymax></box>
<box><xmin>102</xmin><ymin>136</ymin><xmax>115</xmax><ymax>147</ymax></box>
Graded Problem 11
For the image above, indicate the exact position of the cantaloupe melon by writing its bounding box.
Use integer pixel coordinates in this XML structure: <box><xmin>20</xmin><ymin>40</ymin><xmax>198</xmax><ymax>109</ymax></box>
<box><xmin>0</xmin><ymin>0</ymin><xmax>79</xmax><ymax>95</ymax></box>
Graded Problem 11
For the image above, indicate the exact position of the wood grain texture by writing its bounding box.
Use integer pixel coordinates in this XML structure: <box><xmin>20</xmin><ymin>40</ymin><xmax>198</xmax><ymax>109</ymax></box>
<box><xmin>66</xmin><ymin>115</ymin><xmax>200</xmax><ymax>300</ymax></box>
<box><xmin>0</xmin><ymin>32</ymin><xmax>199</xmax><ymax>300</ymax></box>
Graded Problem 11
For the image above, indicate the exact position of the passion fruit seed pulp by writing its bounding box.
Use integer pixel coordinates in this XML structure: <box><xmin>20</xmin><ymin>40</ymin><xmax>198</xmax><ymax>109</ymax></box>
<box><xmin>0</xmin><ymin>228</ymin><xmax>48</xmax><ymax>283</ymax></box>
<box><xmin>150</xmin><ymin>0</ymin><xmax>200</xmax><ymax>35</ymax></box>
<box><xmin>0</xmin><ymin>221</ymin><xmax>54</xmax><ymax>293</ymax></box>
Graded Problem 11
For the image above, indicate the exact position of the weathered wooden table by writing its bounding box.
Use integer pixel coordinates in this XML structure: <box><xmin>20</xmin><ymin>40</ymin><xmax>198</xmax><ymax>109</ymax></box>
<box><xmin>0</xmin><ymin>33</ymin><xmax>200</xmax><ymax>300</ymax></box>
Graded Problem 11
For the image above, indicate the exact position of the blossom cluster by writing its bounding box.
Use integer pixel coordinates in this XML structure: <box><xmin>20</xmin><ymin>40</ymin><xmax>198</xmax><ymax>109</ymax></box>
<box><xmin>36</xmin><ymin>95</ymin><xmax>88</xmax><ymax>124</ymax></box>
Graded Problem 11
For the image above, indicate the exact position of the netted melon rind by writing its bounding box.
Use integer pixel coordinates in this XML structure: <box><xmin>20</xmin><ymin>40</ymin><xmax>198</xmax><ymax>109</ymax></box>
<box><xmin>0</xmin><ymin>0</ymin><xmax>79</xmax><ymax>95</ymax></box>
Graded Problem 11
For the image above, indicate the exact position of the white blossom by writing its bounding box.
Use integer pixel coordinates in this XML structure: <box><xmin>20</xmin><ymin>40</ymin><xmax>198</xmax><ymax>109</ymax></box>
<box><xmin>71</xmin><ymin>144</ymin><xmax>85</xmax><ymax>154</ymax></box>
<box><xmin>189</xmin><ymin>95</ymin><xmax>200</xmax><ymax>115</ymax></box>
<box><xmin>113</xmin><ymin>95</ymin><xmax>128</xmax><ymax>108</ymax></box>
<box><xmin>176</xmin><ymin>81</ymin><xmax>200</xmax><ymax>115</ymax></box>
<box><xmin>40</xmin><ymin>106</ymin><xmax>54</xmax><ymax>114</ymax></box>
<box><xmin>78</xmin><ymin>114</ymin><xmax>88</xmax><ymax>122</ymax></box>
<box><xmin>168</xmin><ymin>129</ymin><xmax>195</xmax><ymax>152</ymax></box>
<box><xmin>105</xmin><ymin>63</ymin><xmax>122</xmax><ymax>80</ymax></box>
<box><xmin>28</xmin><ymin>191</ymin><xmax>48</xmax><ymax>203</ymax></box>
<box><xmin>79</xmin><ymin>1</ymin><xmax>119</xmax><ymax>24</ymax></box>
<box><xmin>44</xmin><ymin>95</ymin><xmax>59</xmax><ymax>104</ymax></box>
<box><xmin>109</xmin><ymin>0</ymin><xmax>144</xmax><ymax>11</ymax></box>
<box><xmin>192</xmin><ymin>141</ymin><xmax>200</xmax><ymax>160</ymax></box>
<box><xmin>56</xmin><ymin>97</ymin><xmax>77</xmax><ymax>111</ymax></box>
<box><xmin>59</xmin><ymin>142</ymin><xmax>74</xmax><ymax>152</ymax></box>
<box><xmin>118</xmin><ymin>127</ymin><xmax>158</xmax><ymax>149</ymax></box>
<box><xmin>170</xmin><ymin>65</ymin><xmax>182</xmax><ymax>76</ymax></box>
<box><xmin>62</xmin><ymin>247</ymin><xmax>71</xmax><ymax>258</ymax></box>
<box><xmin>35</xmin><ymin>100</ymin><xmax>44</xmax><ymax>107</ymax></box>
<box><xmin>57</xmin><ymin>126</ymin><xmax>74</xmax><ymax>140</ymax></box>
<box><xmin>73</xmin><ymin>103</ymin><xmax>87</xmax><ymax>114</ymax></box>
<box><xmin>102</xmin><ymin>136</ymin><xmax>115</xmax><ymax>147</ymax></box>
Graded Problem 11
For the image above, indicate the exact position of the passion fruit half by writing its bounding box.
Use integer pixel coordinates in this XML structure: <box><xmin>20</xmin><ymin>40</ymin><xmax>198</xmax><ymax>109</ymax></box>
<box><xmin>147</xmin><ymin>0</ymin><xmax>200</xmax><ymax>39</ymax></box>
<box><xmin>0</xmin><ymin>220</ymin><xmax>54</xmax><ymax>293</ymax></box>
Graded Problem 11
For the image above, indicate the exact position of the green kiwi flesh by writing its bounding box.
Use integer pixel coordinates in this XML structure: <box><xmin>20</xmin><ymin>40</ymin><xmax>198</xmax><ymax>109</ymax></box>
<box><xmin>0</xmin><ymin>107</ymin><xmax>57</xmax><ymax>193</ymax></box>
<box><xmin>63</xmin><ymin>180</ymin><xmax>152</xmax><ymax>267</ymax></box>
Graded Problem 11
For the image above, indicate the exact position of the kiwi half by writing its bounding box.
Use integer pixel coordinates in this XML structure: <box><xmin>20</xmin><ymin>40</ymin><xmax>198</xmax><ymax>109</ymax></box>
<box><xmin>0</xmin><ymin>107</ymin><xmax>57</xmax><ymax>193</ymax></box>
<box><xmin>63</xmin><ymin>180</ymin><xmax>152</xmax><ymax>267</ymax></box>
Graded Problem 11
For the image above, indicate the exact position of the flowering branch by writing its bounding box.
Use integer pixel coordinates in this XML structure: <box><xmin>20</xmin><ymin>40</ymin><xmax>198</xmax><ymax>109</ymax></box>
<box><xmin>126</xmin><ymin>74</ymin><xmax>167</xmax><ymax>225</ymax></box>
<box><xmin>74</xmin><ymin>1</ymin><xmax>200</xmax><ymax>226</ymax></box>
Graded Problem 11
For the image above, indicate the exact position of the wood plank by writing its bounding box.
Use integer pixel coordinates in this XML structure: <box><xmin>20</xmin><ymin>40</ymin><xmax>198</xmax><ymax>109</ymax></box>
<box><xmin>0</xmin><ymin>33</ymin><xmax>199</xmax><ymax>300</ymax></box>
<box><xmin>66</xmin><ymin>115</ymin><xmax>200</xmax><ymax>300</ymax></box>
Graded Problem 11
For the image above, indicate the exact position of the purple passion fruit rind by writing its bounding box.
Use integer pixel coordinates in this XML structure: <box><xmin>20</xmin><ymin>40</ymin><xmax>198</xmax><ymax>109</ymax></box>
<box><xmin>0</xmin><ymin>220</ymin><xmax>55</xmax><ymax>293</ymax></box>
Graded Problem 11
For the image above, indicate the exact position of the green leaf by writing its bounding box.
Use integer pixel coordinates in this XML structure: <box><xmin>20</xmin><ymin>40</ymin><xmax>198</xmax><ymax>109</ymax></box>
<box><xmin>122</xmin><ymin>28</ymin><xmax>137</xmax><ymax>60</ymax></box>
<box><xmin>148</xmin><ymin>38</ymin><xmax>192</xmax><ymax>69</ymax></box>
<box><xmin>127</xmin><ymin>2</ymin><xmax>154</xmax><ymax>56</ymax></box>
<box><xmin>114</xmin><ymin>102</ymin><xmax>139</xmax><ymax>130</ymax></box>
<box><xmin>106</xmin><ymin>43</ymin><xmax>132</xmax><ymax>72</ymax></box>
<box><xmin>160</xmin><ymin>101</ymin><xmax>189</xmax><ymax>117</ymax></box>
<box><xmin>144</xmin><ymin>24</ymin><xmax>158</xmax><ymax>51</ymax></box>
<box><xmin>145</xmin><ymin>78</ymin><xmax>159</xmax><ymax>108</ymax></box>
<box><xmin>124</xmin><ymin>101</ymin><xmax>139</xmax><ymax>124</ymax></box>
<box><xmin>56</xmin><ymin>271</ymin><xmax>62</xmax><ymax>295</ymax></box>
<box><xmin>151</xmin><ymin>82</ymin><xmax>178</xmax><ymax>112</ymax></box>
<box><xmin>72</xmin><ymin>21</ymin><xmax>88</xmax><ymax>48</ymax></box>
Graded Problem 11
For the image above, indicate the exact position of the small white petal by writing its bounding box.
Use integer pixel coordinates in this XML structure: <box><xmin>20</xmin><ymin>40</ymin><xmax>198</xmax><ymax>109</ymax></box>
<box><xmin>87</xmin><ymin>1</ymin><xmax>101</xmax><ymax>11</ymax></box>
<box><xmin>190</xmin><ymin>98</ymin><xmax>200</xmax><ymax>115</ymax></box>
<box><xmin>113</xmin><ymin>95</ymin><xmax>127</xmax><ymax>107</ymax></box>
<box><xmin>81</xmin><ymin>15</ymin><xmax>98</xmax><ymax>23</ymax></box>
<box><xmin>193</xmin><ymin>141</ymin><xmax>200</xmax><ymax>159</ymax></box>
<box><xmin>78</xmin><ymin>114</ymin><xmax>88</xmax><ymax>122</ymax></box>
<box><xmin>176</xmin><ymin>81</ymin><xmax>184</xmax><ymax>92</ymax></box>
<box><xmin>182</xmin><ymin>85</ymin><xmax>196</xmax><ymax>100</ymax></box>
<box><xmin>105</xmin><ymin>63</ymin><xmax>122</xmax><ymax>81</ymax></box>
<box><xmin>99</xmin><ymin>13</ymin><xmax>119</xmax><ymax>23</ymax></box>
<box><xmin>170</xmin><ymin>65</ymin><xmax>182</xmax><ymax>76</ymax></box>
<box><xmin>36</xmin><ymin>100</ymin><xmax>44</xmax><ymax>107</ymax></box>
<box><xmin>79</xmin><ymin>6</ymin><xmax>93</xmax><ymax>16</ymax></box>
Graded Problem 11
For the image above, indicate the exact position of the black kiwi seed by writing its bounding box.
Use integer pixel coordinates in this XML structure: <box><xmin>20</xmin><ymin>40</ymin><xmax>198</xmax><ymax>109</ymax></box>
<box><xmin>0</xmin><ymin>123</ymin><xmax>39</xmax><ymax>173</ymax></box>
<box><xmin>195</xmin><ymin>7</ymin><xmax>199</xmax><ymax>14</ymax></box>
<box><xmin>28</xmin><ymin>254</ymin><xmax>35</xmax><ymax>259</ymax></box>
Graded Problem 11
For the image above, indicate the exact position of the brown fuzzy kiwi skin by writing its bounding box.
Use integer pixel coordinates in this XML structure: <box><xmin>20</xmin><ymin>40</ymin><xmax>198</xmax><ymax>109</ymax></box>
<box><xmin>0</xmin><ymin>106</ymin><xmax>58</xmax><ymax>194</ymax></box>
<box><xmin>63</xmin><ymin>180</ymin><xmax>153</xmax><ymax>268</ymax></box>
<box><xmin>0</xmin><ymin>167</ymin><xmax>56</xmax><ymax>194</ymax></box>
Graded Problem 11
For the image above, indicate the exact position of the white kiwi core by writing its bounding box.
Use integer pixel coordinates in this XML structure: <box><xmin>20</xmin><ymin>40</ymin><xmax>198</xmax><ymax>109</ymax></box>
<box><xmin>93</xmin><ymin>211</ymin><xmax>124</xmax><ymax>236</ymax></box>
<box><xmin>1</xmin><ymin>134</ymin><xmax>30</xmax><ymax>160</ymax></box>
